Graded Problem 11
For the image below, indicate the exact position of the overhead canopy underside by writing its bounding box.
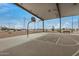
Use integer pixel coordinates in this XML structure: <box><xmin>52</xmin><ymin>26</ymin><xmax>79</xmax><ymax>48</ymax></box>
<box><xmin>16</xmin><ymin>3</ymin><xmax>79</xmax><ymax>20</ymax></box>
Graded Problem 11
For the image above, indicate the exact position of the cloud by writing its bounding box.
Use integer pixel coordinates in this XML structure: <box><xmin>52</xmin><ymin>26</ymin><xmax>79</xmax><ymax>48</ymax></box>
<box><xmin>14</xmin><ymin>21</ymin><xmax>24</xmax><ymax>29</ymax></box>
<box><xmin>53</xmin><ymin>24</ymin><xmax>60</xmax><ymax>29</ymax></box>
<box><xmin>62</xmin><ymin>22</ymin><xmax>70</xmax><ymax>28</ymax></box>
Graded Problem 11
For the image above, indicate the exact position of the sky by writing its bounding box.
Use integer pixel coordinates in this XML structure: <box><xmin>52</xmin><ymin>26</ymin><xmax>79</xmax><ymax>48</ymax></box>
<box><xmin>0</xmin><ymin>3</ymin><xmax>79</xmax><ymax>29</ymax></box>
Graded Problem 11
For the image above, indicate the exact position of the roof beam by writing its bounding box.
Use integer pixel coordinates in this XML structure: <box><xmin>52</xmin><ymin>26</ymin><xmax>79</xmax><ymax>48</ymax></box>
<box><xmin>15</xmin><ymin>3</ymin><xmax>44</xmax><ymax>21</ymax></box>
<box><xmin>56</xmin><ymin>3</ymin><xmax>61</xmax><ymax>18</ymax></box>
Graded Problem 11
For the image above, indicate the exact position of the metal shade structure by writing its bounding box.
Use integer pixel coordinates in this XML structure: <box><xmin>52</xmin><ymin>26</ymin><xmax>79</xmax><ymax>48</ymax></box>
<box><xmin>16</xmin><ymin>3</ymin><xmax>79</xmax><ymax>20</ymax></box>
<box><xmin>15</xmin><ymin>3</ymin><xmax>79</xmax><ymax>33</ymax></box>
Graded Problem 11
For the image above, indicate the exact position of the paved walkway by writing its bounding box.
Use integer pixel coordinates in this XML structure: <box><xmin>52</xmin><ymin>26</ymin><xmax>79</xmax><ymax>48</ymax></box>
<box><xmin>0</xmin><ymin>33</ymin><xmax>48</xmax><ymax>52</ymax></box>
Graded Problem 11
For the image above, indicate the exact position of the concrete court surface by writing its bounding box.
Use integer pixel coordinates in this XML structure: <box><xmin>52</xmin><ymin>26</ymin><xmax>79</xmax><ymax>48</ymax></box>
<box><xmin>0</xmin><ymin>32</ymin><xmax>79</xmax><ymax>56</ymax></box>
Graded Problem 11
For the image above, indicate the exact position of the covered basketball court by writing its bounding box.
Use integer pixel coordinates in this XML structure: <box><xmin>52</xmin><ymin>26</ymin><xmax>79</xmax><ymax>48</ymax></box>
<box><xmin>1</xmin><ymin>3</ymin><xmax>79</xmax><ymax>56</ymax></box>
<box><xmin>16</xmin><ymin>3</ymin><xmax>79</xmax><ymax>33</ymax></box>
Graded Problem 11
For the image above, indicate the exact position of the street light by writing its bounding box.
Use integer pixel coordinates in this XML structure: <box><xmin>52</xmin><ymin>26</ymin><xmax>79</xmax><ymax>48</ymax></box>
<box><xmin>27</xmin><ymin>17</ymin><xmax>36</xmax><ymax>37</ymax></box>
<box><xmin>23</xmin><ymin>17</ymin><xmax>27</xmax><ymax>33</ymax></box>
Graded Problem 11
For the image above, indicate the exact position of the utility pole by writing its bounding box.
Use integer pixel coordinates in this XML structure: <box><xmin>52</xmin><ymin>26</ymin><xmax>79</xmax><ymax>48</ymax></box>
<box><xmin>23</xmin><ymin>17</ymin><xmax>26</xmax><ymax>34</ymax></box>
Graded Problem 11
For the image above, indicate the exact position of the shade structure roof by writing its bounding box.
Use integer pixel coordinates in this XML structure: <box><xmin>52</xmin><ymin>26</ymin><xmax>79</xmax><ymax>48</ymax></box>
<box><xmin>16</xmin><ymin>3</ymin><xmax>79</xmax><ymax>20</ymax></box>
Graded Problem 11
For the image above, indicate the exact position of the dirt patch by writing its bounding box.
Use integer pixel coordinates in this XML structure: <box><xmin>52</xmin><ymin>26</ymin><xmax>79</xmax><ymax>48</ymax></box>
<box><xmin>0</xmin><ymin>30</ymin><xmax>44</xmax><ymax>38</ymax></box>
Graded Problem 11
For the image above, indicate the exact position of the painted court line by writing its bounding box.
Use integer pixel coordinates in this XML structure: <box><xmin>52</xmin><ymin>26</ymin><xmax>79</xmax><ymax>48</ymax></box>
<box><xmin>56</xmin><ymin>37</ymin><xmax>61</xmax><ymax>45</ymax></box>
<box><xmin>71</xmin><ymin>39</ymin><xmax>79</xmax><ymax>44</ymax></box>
<box><xmin>37</xmin><ymin>39</ymin><xmax>56</xmax><ymax>45</ymax></box>
<box><xmin>72</xmin><ymin>49</ymin><xmax>79</xmax><ymax>56</ymax></box>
